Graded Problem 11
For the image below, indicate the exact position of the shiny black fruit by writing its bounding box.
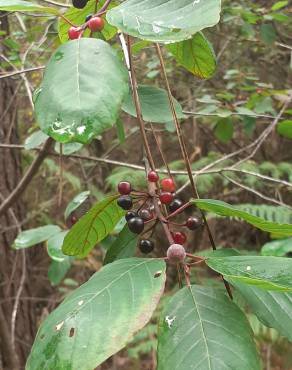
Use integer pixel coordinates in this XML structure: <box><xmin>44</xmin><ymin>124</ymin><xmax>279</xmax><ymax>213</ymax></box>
<box><xmin>128</xmin><ymin>217</ymin><xmax>144</xmax><ymax>234</ymax></box>
<box><xmin>117</xmin><ymin>195</ymin><xmax>133</xmax><ymax>210</ymax></box>
<box><xmin>139</xmin><ymin>239</ymin><xmax>154</xmax><ymax>254</ymax></box>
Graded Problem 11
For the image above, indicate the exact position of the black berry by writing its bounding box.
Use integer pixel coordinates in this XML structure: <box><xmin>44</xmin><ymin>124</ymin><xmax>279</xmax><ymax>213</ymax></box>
<box><xmin>128</xmin><ymin>217</ymin><xmax>144</xmax><ymax>234</ymax></box>
<box><xmin>139</xmin><ymin>209</ymin><xmax>153</xmax><ymax>221</ymax></box>
<box><xmin>186</xmin><ymin>216</ymin><xmax>203</xmax><ymax>230</ymax></box>
<box><xmin>125</xmin><ymin>211</ymin><xmax>137</xmax><ymax>222</ymax></box>
<box><xmin>139</xmin><ymin>239</ymin><xmax>154</xmax><ymax>254</ymax></box>
<box><xmin>169</xmin><ymin>198</ymin><xmax>183</xmax><ymax>213</ymax></box>
<box><xmin>118</xmin><ymin>181</ymin><xmax>132</xmax><ymax>195</ymax></box>
<box><xmin>117</xmin><ymin>195</ymin><xmax>133</xmax><ymax>210</ymax></box>
<box><xmin>85</xmin><ymin>14</ymin><xmax>93</xmax><ymax>22</ymax></box>
<box><xmin>72</xmin><ymin>0</ymin><xmax>88</xmax><ymax>9</ymax></box>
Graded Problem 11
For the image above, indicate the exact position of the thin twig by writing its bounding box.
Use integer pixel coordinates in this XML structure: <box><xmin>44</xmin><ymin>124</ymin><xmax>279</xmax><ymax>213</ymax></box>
<box><xmin>0</xmin><ymin>66</ymin><xmax>45</xmax><ymax>80</ymax></box>
<box><xmin>0</xmin><ymin>138</ymin><xmax>54</xmax><ymax>217</ymax></box>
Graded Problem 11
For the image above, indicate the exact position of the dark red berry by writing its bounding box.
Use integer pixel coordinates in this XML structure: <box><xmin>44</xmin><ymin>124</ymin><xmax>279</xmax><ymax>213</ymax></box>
<box><xmin>159</xmin><ymin>192</ymin><xmax>174</xmax><ymax>205</ymax></box>
<box><xmin>88</xmin><ymin>16</ymin><xmax>105</xmax><ymax>32</ymax></box>
<box><xmin>186</xmin><ymin>216</ymin><xmax>203</xmax><ymax>230</ymax></box>
<box><xmin>117</xmin><ymin>195</ymin><xmax>133</xmax><ymax>210</ymax></box>
<box><xmin>71</xmin><ymin>215</ymin><xmax>78</xmax><ymax>225</ymax></box>
<box><xmin>139</xmin><ymin>209</ymin><xmax>153</xmax><ymax>221</ymax></box>
<box><xmin>139</xmin><ymin>239</ymin><xmax>154</xmax><ymax>254</ymax></box>
<box><xmin>118</xmin><ymin>181</ymin><xmax>132</xmax><ymax>195</ymax></box>
<box><xmin>72</xmin><ymin>0</ymin><xmax>88</xmax><ymax>9</ymax></box>
<box><xmin>167</xmin><ymin>244</ymin><xmax>186</xmax><ymax>264</ymax></box>
<box><xmin>172</xmin><ymin>231</ymin><xmax>187</xmax><ymax>245</ymax></box>
<box><xmin>68</xmin><ymin>26</ymin><xmax>81</xmax><ymax>40</ymax></box>
<box><xmin>128</xmin><ymin>217</ymin><xmax>144</xmax><ymax>234</ymax></box>
<box><xmin>148</xmin><ymin>170</ymin><xmax>159</xmax><ymax>182</ymax></box>
<box><xmin>125</xmin><ymin>211</ymin><xmax>137</xmax><ymax>222</ymax></box>
<box><xmin>169</xmin><ymin>198</ymin><xmax>183</xmax><ymax>213</ymax></box>
<box><xmin>161</xmin><ymin>178</ymin><xmax>175</xmax><ymax>192</ymax></box>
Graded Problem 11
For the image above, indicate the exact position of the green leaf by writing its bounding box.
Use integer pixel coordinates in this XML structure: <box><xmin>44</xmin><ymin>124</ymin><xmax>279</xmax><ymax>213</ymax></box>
<box><xmin>54</xmin><ymin>142</ymin><xmax>83</xmax><ymax>155</ymax></box>
<box><xmin>107</xmin><ymin>0</ymin><xmax>221</xmax><ymax>43</ymax></box>
<box><xmin>48</xmin><ymin>258</ymin><xmax>73</xmax><ymax>286</ymax></box>
<box><xmin>58</xmin><ymin>0</ymin><xmax>117</xmax><ymax>43</ymax></box>
<box><xmin>193</xmin><ymin>199</ymin><xmax>292</xmax><ymax>236</ymax></box>
<box><xmin>34</xmin><ymin>38</ymin><xmax>128</xmax><ymax>144</ymax></box>
<box><xmin>116</xmin><ymin>118</ymin><xmax>125</xmax><ymax>143</ymax></box>
<box><xmin>214</xmin><ymin>117</ymin><xmax>233</xmax><ymax>143</ymax></box>
<box><xmin>261</xmin><ymin>238</ymin><xmax>292</xmax><ymax>257</ymax></box>
<box><xmin>47</xmin><ymin>231</ymin><xmax>69</xmax><ymax>262</ymax></box>
<box><xmin>0</xmin><ymin>0</ymin><xmax>58</xmax><ymax>14</ymax></box>
<box><xmin>62</xmin><ymin>195</ymin><xmax>125</xmax><ymax>257</ymax></box>
<box><xmin>64</xmin><ymin>191</ymin><xmax>90</xmax><ymax>220</ymax></box>
<box><xmin>122</xmin><ymin>85</ymin><xmax>184</xmax><ymax>123</ymax></box>
<box><xmin>13</xmin><ymin>225</ymin><xmax>61</xmax><ymax>250</ymax></box>
<box><xmin>198</xmin><ymin>248</ymin><xmax>241</xmax><ymax>258</ymax></box>
<box><xmin>26</xmin><ymin>258</ymin><xmax>166</xmax><ymax>370</ymax></box>
<box><xmin>277</xmin><ymin>120</ymin><xmax>292</xmax><ymax>139</ymax></box>
<box><xmin>104</xmin><ymin>225</ymin><xmax>138</xmax><ymax>264</ymax></box>
<box><xmin>271</xmin><ymin>1</ymin><xmax>288</xmax><ymax>11</ymax></box>
<box><xmin>232</xmin><ymin>281</ymin><xmax>292</xmax><ymax>342</ymax></box>
<box><xmin>157</xmin><ymin>285</ymin><xmax>260</xmax><ymax>370</ymax></box>
<box><xmin>260</xmin><ymin>24</ymin><xmax>276</xmax><ymax>44</ymax></box>
<box><xmin>166</xmin><ymin>32</ymin><xmax>216</xmax><ymax>79</ymax></box>
<box><xmin>206</xmin><ymin>256</ymin><xmax>292</xmax><ymax>291</ymax></box>
<box><xmin>24</xmin><ymin>130</ymin><xmax>49</xmax><ymax>150</ymax></box>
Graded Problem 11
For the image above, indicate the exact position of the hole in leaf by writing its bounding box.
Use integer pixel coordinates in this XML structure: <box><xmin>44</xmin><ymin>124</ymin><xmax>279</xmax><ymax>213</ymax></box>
<box><xmin>154</xmin><ymin>271</ymin><xmax>162</xmax><ymax>278</ymax></box>
<box><xmin>69</xmin><ymin>327</ymin><xmax>75</xmax><ymax>337</ymax></box>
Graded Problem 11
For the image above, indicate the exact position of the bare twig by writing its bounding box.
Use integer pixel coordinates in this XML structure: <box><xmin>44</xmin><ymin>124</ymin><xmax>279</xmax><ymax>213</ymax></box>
<box><xmin>0</xmin><ymin>138</ymin><xmax>54</xmax><ymax>217</ymax></box>
<box><xmin>222</xmin><ymin>174</ymin><xmax>292</xmax><ymax>209</ymax></box>
<box><xmin>0</xmin><ymin>66</ymin><xmax>45</xmax><ymax>79</ymax></box>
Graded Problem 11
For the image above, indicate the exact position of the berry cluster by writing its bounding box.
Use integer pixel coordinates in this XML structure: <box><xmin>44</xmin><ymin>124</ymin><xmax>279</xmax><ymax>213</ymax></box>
<box><xmin>68</xmin><ymin>2</ymin><xmax>105</xmax><ymax>40</ymax></box>
<box><xmin>117</xmin><ymin>172</ymin><xmax>203</xmax><ymax>263</ymax></box>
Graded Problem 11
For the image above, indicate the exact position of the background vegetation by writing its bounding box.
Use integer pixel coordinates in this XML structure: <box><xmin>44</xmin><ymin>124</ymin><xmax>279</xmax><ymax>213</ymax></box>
<box><xmin>0</xmin><ymin>0</ymin><xmax>291</xmax><ymax>369</ymax></box>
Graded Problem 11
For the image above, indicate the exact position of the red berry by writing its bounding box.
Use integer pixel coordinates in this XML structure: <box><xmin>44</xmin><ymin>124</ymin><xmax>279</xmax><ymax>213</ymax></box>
<box><xmin>167</xmin><ymin>244</ymin><xmax>186</xmax><ymax>264</ymax></box>
<box><xmin>118</xmin><ymin>181</ymin><xmax>132</xmax><ymax>195</ymax></box>
<box><xmin>161</xmin><ymin>178</ymin><xmax>175</xmax><ymax>192</ymax></box>
<box><xmin>186</xmin><ymin>216</ymin><xmax>203</xmax><ymax>230</ymax></box>
<box><xmin>71</xmin><ymin>215</ymin><xmax>78</xmax><ymax>225</ymax></box>
<box><xmin>172</xmin><ymin>231</ymin><xmax>187</xmax><ymax>245</ymax></box>
<box><xmin>88</xmin><ymin>17</ymin><xmax>105</xmax><ymax>32</ymax></box>
<box><xmin>148</xmin><ymin>170</ymin><xmax>159</xmax><ymax>182</ymax></box>
<box><xmin>159</xmin><ymin>192</ymin><xmax>174</xmax><ymax>205</ymax></box>
<box><xmin>68</xmin><ymin>26</ymin><xmax>81</xmax><ymax>40</ymax></box>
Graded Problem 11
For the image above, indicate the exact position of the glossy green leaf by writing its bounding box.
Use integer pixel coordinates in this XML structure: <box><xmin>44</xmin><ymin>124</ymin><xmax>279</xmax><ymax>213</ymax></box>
<box><xmin>193</xmin><ymin>199</ymin><xmax>292</xmax><ymax>236</ymax></box>
<box><xmin>26</xmin><ymin>258</ymin><xmax>166</xmax><ymax>370</ymax></box>
<box><xmin>260</xmin><ymin>24</ymin><xmax>276</xmax><ymax>44</ymax></box>
<box><xmin>58</xmin><ymin>0</ymin><xmax>117</xmax><ymax>43</ymax></box>
<box><xmin>277</xmin><ymin>120</ymin><xmax>292</xmax><ymax>139</ymax></box>
<box><xmin>62</xmin><ymin>195</ymin><xmax>125</xmax><ymax>257</ymax></box>
<box><xmin>0</xmin><ymin>0</ymin><xmax>58</xmax><ymax>14</ymax></box>
<box><xmin>214</xmin><ymin>117</ymin><xmax>233</xmax><ymax>142</ymax></box>
<box><xmin>206</xmin><ymin>256</ymin><xmax>292</xmax><ymax>291</ymax></box>
<box><xmin>48</xmin><ymin>258</ymin><xmax>73</xmax><ymax>286</ymax></box>
<box><xmin>104</xmin><ymin>225</ymin><xmax>138</xmax><ymax>264</ymax></box>
<box><xmin>157</xmin><ymin>285</ymin><xmax>260</xmax><ymax>370</ymax></box>
<box><xmin>47</xmin><ymin>231</ymin><xmax>69</xmax><ymax>262</ymax></box>
<box><xmin>24</xmin><ymin>130</ymin><xmax>49</xmax><ymax>150</ymax></box>
<box><xmin>232</xmin><ymin>281</ymin><xmax>292</xmax><ymax>342</ymax></box>
<box><xmin>34</xmin><ymin>38</ymin><xmax>128</xmax><ymax>144</ymax></box>
<box><xmin>198</xmin><ymin>248</ymin><xmax>241</xmax><ymax>258</ymax></box>
<box><xmin>64</xmin><ymin>191</ymin><xmax>90</xmax><ymax>220</ymax></box>
<box><xmin>107</xmin><ymin>0</ymin><xmax>221</xmax><ymax>43</ymax></box>
<box><xmin>166</xmin><ymin>32</ymin><xmax>216</xmax><ymax>78</ymax></box>
<box><xmin>261</xmin><ymin>238</ymin><xmax>292</xmax><ymax>257</ymax></box>
<box><xmin>13</xmin><ymin>225</ymin><xmax>61</xmax><ymax>250</ymax></box>
<box><xmin>122</xmin><ymin>85</ymin><xmax>185</xmax><ymax>123</ymax></box>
